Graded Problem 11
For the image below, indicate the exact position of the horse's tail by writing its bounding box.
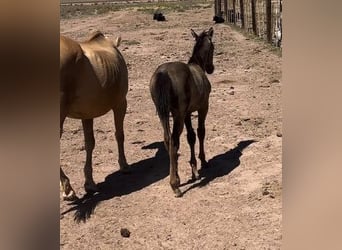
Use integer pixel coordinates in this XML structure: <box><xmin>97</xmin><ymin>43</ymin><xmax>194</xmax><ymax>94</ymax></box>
<box><xmin>150</xmin><ymin>72</ymin><xmax>172</xmax><ymax>138</ymax></box>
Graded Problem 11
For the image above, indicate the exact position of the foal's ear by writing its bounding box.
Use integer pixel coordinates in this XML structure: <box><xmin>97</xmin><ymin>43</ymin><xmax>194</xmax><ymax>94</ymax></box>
<box><xmin>207</xmin><ymin>27</ymin><xmax>214</xmax><ymax>38</ymax></box>
<box><xmin>190</xmin><ymin>29</ymin><xmax>198</xmax><ymax>40</ymax></box>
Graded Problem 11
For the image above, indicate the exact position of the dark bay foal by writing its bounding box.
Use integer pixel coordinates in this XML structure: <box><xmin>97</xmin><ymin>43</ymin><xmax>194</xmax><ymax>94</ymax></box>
<box><xmin>150</xmin><ymin>27</ymin><xmax>215</xmax><ymax>197</ymax></box>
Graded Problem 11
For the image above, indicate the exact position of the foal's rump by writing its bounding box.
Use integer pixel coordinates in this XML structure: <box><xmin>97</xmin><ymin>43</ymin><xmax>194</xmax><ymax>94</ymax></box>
<box><xmin>150</xmin><ymin>62</ymin><xmax>191</xmax><ymax>117</ymax></box>
<box><xmin>150</xmin><ymin>61</ymin><xmax>211</xmax><ymax>116</ymax></box>
<box><xmin>150</xmin><ymin>71</ymin><xmax>172</xmax><ymax>121</ymax></box>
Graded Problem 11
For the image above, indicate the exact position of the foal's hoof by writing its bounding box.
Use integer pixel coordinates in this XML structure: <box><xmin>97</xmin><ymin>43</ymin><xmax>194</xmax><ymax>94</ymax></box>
<box><xmin>192</xmin><ymin>170</ymin><xmax>200</xmax><ymax>181</ymax></box>
<box><xmin>62</xmin><ymin>190</ymin><xmax>78</xmax><ymax>201</ymax></box>
<box><xmin>201</xmin><ymin>160</ymin><xmax>209</xmax><ymax>168</ymax></box>
<box><xmin>174</xmin><ymin>188</ymin><xmax>183</xmax><ymax>198</ymax></box>
<box><xmin>85</xmin><ymin>183</ymin><xmax>99</xmax><ymax>194</ymax></box>
<box><xmin>119</xmin><ymin>164</ymin><xmax>131</xmax><ymax>174</ymax></box>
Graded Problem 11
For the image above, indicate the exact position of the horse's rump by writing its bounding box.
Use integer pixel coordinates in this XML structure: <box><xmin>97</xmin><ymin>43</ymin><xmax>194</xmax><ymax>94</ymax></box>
<box><xmin>150</xmin><ymin>71</ymin><xmax>173</xmax><ymax>121</ymax></box>
<box><xmin>60</xmin><ymin>32</ymin><xmax>128</xmax><ymax>118</ymax></box>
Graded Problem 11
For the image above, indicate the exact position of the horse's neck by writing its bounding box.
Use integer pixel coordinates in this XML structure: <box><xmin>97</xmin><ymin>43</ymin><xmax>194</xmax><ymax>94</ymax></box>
<box><xmin>188</xmin><ymin>54</ymin><xmax>205</xmax><ymax>72</ymax></box>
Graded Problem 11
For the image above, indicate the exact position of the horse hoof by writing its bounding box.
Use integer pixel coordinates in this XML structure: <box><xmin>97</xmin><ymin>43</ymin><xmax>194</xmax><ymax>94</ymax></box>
<box><xmin>62</xmin><ymin>190</ymin><xmax>78</xmax><ymax>201</ymax></box>
<box><xmin>120</xmin><ymin>165</ymin><xmax>131</xmax><ymax>174</ymax></box>
<box><xmin>85</xmin><ymin>183</ymin><xmax>99</xmax><ymax>194</ymax></box>
<box><xmin>201</xmin><ymin>161</ymin><xmax>209</xmax><ymax>168</ymax></box>
<box><xmin>192</xmin><ymin>172</ymin><xmax>200</xmax><ymax>181</ymax></box>
<box><xmin>174</xmin><ymin>189</ymin><xmax>183</xmax><ymax>198</ymax></box>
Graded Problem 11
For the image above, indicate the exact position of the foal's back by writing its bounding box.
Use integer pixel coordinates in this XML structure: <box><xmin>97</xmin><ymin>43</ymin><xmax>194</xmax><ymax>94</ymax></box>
<box><xmin>151</xmin><ymin>61</ymin><xmax>211</xmax><ymax>114</ymax></box>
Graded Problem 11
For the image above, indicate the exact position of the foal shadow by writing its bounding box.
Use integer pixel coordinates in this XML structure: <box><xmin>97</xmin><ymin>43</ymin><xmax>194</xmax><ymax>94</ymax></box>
<box><xmin>181</xmin><ymin>139</ymin><xmax>256</xmax><ymax>195</ymax></box>
<box><xmin>61</xmin><ymin>141</ymin><xmax>169</xmax><ymax>223</ymax></box>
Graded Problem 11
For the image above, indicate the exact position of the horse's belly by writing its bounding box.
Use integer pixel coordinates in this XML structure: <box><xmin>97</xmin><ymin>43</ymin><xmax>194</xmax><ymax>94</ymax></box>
<box><xmin>67</xmin><ymin>96</ymin><xmax>113</xmax><ymax>119</ymax></box>
<box><xmin>188</xmin><ymin>94</ymin><xmax>208</xmax><ymax>113</ymax></box>
<box><xmin>188</xmin><ymin>104</ymin><xmax>200</xmax><ymax>113</ymax></box>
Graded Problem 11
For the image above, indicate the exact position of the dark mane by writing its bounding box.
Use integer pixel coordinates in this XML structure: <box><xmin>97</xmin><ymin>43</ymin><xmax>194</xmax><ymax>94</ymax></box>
<box><xmin>188</xmin><ymin>31</ymin><xmax>210</xmax><ymax>66</ymax></box>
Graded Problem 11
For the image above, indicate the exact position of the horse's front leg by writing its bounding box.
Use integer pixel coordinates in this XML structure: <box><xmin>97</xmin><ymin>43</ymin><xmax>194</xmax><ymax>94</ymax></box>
<box><xmin>82</xmin><ymin>119</ymin><xmax>99</xmax><ymax>194</ymax></box>
<box><xmin>113</xmin><ymin>99</ymin><xmax>129</xmax><ymax>172</ymax></box>
<box><xmin>197</xmin><ymin>106</ymin><xmax>209</xmax><ymax>168</ymax></box>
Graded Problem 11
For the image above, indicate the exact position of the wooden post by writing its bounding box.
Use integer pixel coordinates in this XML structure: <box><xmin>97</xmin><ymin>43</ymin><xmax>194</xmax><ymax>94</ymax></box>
<box><xmin>232</xmin><ymin>0</ymin><xmax>236</xmax><ymax>24</ymax></box>
<box><xmin>266</xmin><ymin>0</ymin><xmax>272</xmax><ymax>42</ymax></box>
<box><xmin>240</xmin><ymin>0</ymin><xmax>245</xmax><ymax>29</ymax></box>
<box><xmin>227</xmin><ymin>0</ymin><xmax>230</xmax><ymax>22</ymax></box>
<box><xmin>251</xmin><ymin>0</ymin><xmax>257</xmax><ymax>35</ymax></box>
<box><xmin>217</xmin><ymin>0</ymin><xmax>222</xmax><ymax>16</ymax></box>
<box><xmin>214</xmin><ymin>0</ymin><xmax>218</xmax><ymax>16</ymax></box>
<box><xmin>224</xmin><ymin>0</ymin><xmax>228</xmax><ymax>22</ymax></box>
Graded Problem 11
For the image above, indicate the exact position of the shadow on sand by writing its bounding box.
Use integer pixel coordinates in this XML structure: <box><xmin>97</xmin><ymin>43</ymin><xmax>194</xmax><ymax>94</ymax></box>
<box><xmin>61</xmin><ymin>139</ymin><xmax>256</xmax><ymax>222</ymax></box>
<box><xmin>181</xmin><ymin>139</ymin><xmax>256</xmax><ymax>195</ymax></box>
<box><xmin>61</xmin><ymin>141</ymin><xmax>169</xmax><ymax>223</ymax></box>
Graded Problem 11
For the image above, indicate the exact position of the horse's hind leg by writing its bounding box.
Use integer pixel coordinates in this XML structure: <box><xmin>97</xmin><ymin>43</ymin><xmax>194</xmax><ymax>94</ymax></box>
<box><xmin>169</xmin><ymin>115</ymin><xmax>184</xmax><ymax>197</ymax></box>
<box><xmin>163</xmin><ymin>126</ymin><xmax>170</xmax><ymax>153</ymax></box>
<box><xmin>113</xmin><ymin>99</ymin><xmax>128</xmax><ymax>172</ymax></box>
<box><xmin>160</xmin><ymin>116</ymin><xmax>170</xmax><ymax>153</ymax></box>
<box><xmin>185</xmin><ymin>113</ymin><xmax>199</xmax><ymax>180</ymax></box>
<box><xmin>82</xmin><ymin>119</ymin><xmax>99</xmax><ymax>194</ymax></box>
<box><xmin>197</xmin><ymin>106</ymin><xmax>209</xmax><ymax>168</ymax></box>
<box><xmin>60</xmin><ymin>97</ymin><xmax>77</xmax><ymax>200</ymax></box>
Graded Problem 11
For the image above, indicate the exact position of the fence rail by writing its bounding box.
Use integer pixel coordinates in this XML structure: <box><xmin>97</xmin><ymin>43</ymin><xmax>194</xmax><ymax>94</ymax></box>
<box><xmin>215</xmin><ymin>0</ymin><xmax>282</xmax><ymax>47</ymax></box>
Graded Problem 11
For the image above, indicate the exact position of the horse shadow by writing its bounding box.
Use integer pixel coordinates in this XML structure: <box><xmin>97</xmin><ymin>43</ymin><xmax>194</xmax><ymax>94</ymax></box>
<box><xmin>181</xmin><ymin>139</ymin><xmax>256</xmax><ymax>195</ymax></box>
<box><xmin>61</xmin><ymin>141</ymin><xmax>169</xmax><ymax>223</ymax></box>
<box><xmin>61</xmin><ymin>139</ymin><xmax>256</xmax><ymax>222</ymax></box>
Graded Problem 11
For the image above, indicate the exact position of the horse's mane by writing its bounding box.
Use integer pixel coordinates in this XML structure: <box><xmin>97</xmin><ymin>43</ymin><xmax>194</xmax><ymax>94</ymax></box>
<box><xmin>193</xmin><ymin>31</ymin><xmax>209</xmax><ymax>53</ymax></box>
<box><xmin>188</xmin><ymin>31</ymin><xmax>210</xmax><ymax>66</ymax></box>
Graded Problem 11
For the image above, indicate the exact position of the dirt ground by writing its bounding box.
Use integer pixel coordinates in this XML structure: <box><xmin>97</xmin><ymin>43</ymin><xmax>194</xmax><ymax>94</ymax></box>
<box><xmin>60</xmin><ymin>6</ymin><xmax>282</xmax><ymax>249</ymax></box>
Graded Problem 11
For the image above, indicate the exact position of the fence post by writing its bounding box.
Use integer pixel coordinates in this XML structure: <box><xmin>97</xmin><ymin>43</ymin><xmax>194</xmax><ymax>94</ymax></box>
<box><xmin>217</xmin><ymin>0</ymin><xmax>222</xmax><ymax>16</ymax></box>
<box><xmin>232</xmin><ymin>0</ymin><xmax>236</xmax><ymax>24</ymax></box>
<box><xmin>240</xmin><ymin>0</ymin><xmax>245</xmax><ymax>29</ymax></box>
<box><xmin>266</xmin><ymin>0</ymin><xmax>272</xmax><ymax>42</ymax></box>
<box><xmin>251</xmin><ymin>0</ymin><xmax>257</xmax><ymax>35</ymax></box>
<box><xmin>227</xmin><ymin>0</ymin><xmax>230</xmax><ymax>22</ymax></box>
<box><xmin>224</xmin><ymin>0</ymin><xmax>228</xmax><ymax>22</ymax></box>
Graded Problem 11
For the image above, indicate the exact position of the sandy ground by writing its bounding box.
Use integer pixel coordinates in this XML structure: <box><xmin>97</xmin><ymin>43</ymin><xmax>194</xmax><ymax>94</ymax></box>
<box><xmin>60</xmin><ymin>6</ymin><xmax>282</xmax><ymax>249</ymax></box>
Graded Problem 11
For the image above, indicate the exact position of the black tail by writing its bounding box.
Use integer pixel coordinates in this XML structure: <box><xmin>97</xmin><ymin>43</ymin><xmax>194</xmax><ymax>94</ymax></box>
<box><xmin>150</xmin><ymin>72</ymin><xmax>172</xmax><ymax>137</ymax></box>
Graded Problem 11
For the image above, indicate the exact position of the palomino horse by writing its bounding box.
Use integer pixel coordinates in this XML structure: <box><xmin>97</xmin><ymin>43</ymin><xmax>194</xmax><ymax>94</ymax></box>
<box><xmin>150</xmin><ymin>27</ymin><xmax>215</xmax><ymax>197</ymax></box>
<box><xmin>60</xmin><ymin>31</ymin><xmax>129</xmax><ymax>200</ymax></box>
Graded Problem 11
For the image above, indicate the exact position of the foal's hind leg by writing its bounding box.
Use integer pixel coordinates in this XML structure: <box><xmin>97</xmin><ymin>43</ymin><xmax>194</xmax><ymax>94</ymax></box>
<box><xmin>82</xmin><ymin>119</ymin><xmax>99</xmax><ymax>194</ymax></box>
<box><xmin>185</xmin><ymin>113</ymin><xmax>199</xmax><ymax>180</ymax></box>
<box><xmin>197</xmin><ymin>106</ymin><xmax>209</xmax><ymax>168</ymax></box>
<box><xmin>163</xmin><ymin>128</ymin><xmax>170</xmax><ymax>153</ymax></box>
<box><xmin>160</xmin><ymin>116</ymin><xmax>170</xmax><ymax>153</ymax></box>
<box><xmin>169</xmin><ymin>115</ymin><xmax>185</xmax><ymax>197</ymax></box>
<box><xmin>113</xmin><ymin>99</ymin><xmax>129</xmax><ymax>172</ymax></box>
<box><xmin>60</xmin><ymin>97</ymin><xmax>77</xmax><ymax>200</ymax></box>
